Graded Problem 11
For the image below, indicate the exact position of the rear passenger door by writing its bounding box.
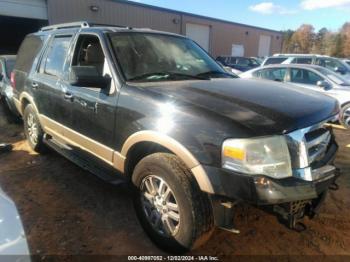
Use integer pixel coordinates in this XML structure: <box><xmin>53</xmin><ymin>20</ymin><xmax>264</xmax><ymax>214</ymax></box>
<box><xmin>34</xmin><ymin>34</ymin><xmax>73</xmax><ymax>127</ymax></box>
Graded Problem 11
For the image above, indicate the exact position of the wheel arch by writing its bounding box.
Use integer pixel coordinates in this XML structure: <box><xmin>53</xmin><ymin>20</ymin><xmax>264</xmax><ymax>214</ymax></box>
<box><xmin>121</xmin><ymin>131</ymin><xmax>214</xmax><ymax>194</ymax></box>
<box><xmin>19</xmin><ymin>92</ymin><xmax>39</xmax><ymax>115</ymax></box>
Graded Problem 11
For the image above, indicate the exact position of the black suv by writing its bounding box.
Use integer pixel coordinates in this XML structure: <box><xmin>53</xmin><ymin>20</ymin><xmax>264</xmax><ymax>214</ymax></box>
<box><xmin>12</xmin><ymin>22</ymin><xmax>340</xmax><ymax>253</ymax></box>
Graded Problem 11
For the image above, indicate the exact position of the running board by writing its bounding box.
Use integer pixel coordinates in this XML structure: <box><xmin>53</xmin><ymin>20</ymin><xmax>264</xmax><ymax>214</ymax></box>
<box><xmin>43</xmin><ymin>135</ymin><xmax>126</xmax><ymax>185</ymax></box>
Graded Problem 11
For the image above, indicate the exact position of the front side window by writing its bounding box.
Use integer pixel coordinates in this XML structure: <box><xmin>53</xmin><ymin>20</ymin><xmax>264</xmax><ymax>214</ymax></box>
<box><xmin>259</xmin><ymin>68</ymin><xmax>286</xmax><ymax>81</ymax></box>
<box><xmin>110</xmin><ymin>33</ymin><xmax>231</xmax><ymax>82</ymax></box>
<box><xmin>290</xmin><ymin>69</ymin><xmax>323</xmax><ymax>85</ymax></box>
<box><xmin>44</xmin><ymin>36</ymin><xmax>72</xmax><ymax>77</ymax></box>
<box><xmin>264</xmin><ymin>57</ymin><xmax>287</xmax><ymax>65</ymax></box>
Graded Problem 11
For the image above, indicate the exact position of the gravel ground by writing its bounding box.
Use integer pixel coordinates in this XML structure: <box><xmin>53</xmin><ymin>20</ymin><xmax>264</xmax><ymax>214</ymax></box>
<box><xmin>0</xmin><ymin>104</ymin><xmax>349</xmax><ymax>261</ymax></box>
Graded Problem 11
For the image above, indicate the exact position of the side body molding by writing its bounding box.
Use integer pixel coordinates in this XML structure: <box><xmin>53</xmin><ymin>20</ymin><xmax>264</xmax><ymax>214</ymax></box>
<box><xmin>13</xmin><ymin>94</ymin><xmax>214</xmax><ymax>194</ymax></box>
<box><xmin>119</xmin><ymin>131</ymin><xmax>214</xmax><ymax>194</ymax></box>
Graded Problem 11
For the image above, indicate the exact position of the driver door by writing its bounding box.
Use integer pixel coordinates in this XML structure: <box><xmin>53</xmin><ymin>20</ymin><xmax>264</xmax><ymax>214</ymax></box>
<box><xmin>60</xmin><ymin>33</ymin><xmax>119</xmax><ymax>165</ymax></box>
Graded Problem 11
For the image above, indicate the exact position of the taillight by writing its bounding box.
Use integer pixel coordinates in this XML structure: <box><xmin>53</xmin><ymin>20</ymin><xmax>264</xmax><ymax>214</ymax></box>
<box><xmin>10</xmin><ymin>72</ymin><xmax>16</xmax><ymax>89</ymax></box>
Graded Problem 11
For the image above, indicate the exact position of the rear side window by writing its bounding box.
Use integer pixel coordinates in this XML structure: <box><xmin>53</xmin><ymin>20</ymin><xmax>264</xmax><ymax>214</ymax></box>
<box><xmin>264</xmin><ymin>57</ymin><xmax>287</xmax><ymax>65</ymax></box>
<box><xmin>43</xmin><ymin>36</ymin><xmax>72</xmax><ymax>77</ymax></box>
<box><xmin>15</xmin><ymin>35</ymin><xmax>44</xmax><ymax>73</ymax></box>
<box><xmin>259</xmin><ymin>68</ymin><xmax>286</xmax><ymax>81</ymax></box>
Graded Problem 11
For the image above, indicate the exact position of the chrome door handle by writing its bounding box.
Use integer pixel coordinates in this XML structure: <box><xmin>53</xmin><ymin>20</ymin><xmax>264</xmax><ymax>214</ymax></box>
<box><xmin>64</xmin><ymin>92</ymin><xmax>74</xmax><ymax>101</ymax></box>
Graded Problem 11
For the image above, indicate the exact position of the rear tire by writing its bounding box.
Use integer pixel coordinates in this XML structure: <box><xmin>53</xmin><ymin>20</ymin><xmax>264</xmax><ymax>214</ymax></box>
<box><xmin>132</xmin><ymin>153</ymin><xmax>214</xmax><ymax>253</ymax></box>
<box><xmin>23</xmin><ymin>104</ymin><xmax>46</xmax><ymax>153</ymax></box>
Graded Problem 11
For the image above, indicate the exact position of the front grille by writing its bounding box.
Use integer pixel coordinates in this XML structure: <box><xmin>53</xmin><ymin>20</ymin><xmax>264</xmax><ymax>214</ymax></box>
<box><xmin>285</xmin><ymin>120</ymin><xmax>335</xmax><ymax>170</ymax></box>
<box><xmin>304</xmin><ymin>127</ymin><xmax>331</xmax><ymax>165</ymax></box>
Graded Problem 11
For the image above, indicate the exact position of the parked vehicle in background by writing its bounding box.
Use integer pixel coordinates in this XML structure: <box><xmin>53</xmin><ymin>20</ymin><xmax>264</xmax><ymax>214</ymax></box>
<box><xmin>343</xmin><ymin>59</ymin><xmax>350</xmax><ymax>66</ymax></box>
<box><xmin>216</xmin><ymin>56</ymin><xmax>260</xmax><ymax>72</ymax></box>
<box><xmin>241</xmin><ymin>64</ymin><xmax>350</xmax><ymax>128</ymax></box>
<box><xmin>250</xmin><ymin>57</ymin><xmax>263</xmax><ymax>65</ymax></box>
<box><xmin>0</xmin><ymin>186</ymin><xmax>30</xmax><ymax>258</ymax></box>
<box><xmin>0</xmin><ymin>55</ymin><xmax>20</xmax><ymax>121</ymax></box>
<box><xmin>12</xmin><ymin>22</ymin><xmax>340</xmax><ymax>253</ymax></box>
<box><xmin>262</xmin><ymin>54</ymin><xmax>350</xmax><ymax>78</ymax></box>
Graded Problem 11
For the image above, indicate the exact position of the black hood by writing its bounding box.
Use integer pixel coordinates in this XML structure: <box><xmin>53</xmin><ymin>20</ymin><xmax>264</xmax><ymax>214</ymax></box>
<box><xmin>130</xmin><ymin>78</ymin><xmax>339</xmax><ymax>135</ymax></box>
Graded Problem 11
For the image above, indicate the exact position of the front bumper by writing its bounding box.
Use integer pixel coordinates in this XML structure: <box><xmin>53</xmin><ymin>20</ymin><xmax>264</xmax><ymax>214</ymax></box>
<box><xmin>204</xmin><ymin>140</ymin><xmax>339</xmax><ymax>205</ymax></box>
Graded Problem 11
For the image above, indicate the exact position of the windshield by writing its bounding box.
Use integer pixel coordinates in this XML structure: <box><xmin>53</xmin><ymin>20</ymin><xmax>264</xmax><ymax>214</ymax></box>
<box><xmin>5</xmin><ymin>59</ymin><xmax>15</xmax><ymax>78</ymax></box>
<box><xmin>110</xmin><ymin>33</ymin><xmax>233</xmax><ymax>82</ymax></box>
<box><xmin>314</xmin><ymin>66</ymin><xmax>350</xmax><ymax>86</ymax></box>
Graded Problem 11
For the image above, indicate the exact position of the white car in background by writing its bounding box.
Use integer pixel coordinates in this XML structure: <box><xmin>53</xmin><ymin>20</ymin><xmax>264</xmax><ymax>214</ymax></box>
<box><xmin>261</xmin><ymin>54</ymin><xmax>350</xmax><ymax>79</ymax></box>
<box><xmin>240</xmin><ymin>64</ymin><xmax>350</xmax><ymax>127</ymax></box>
<box><xmin>343</xmin><ymin>59</ymin><xmax>350</xmax><ymax>67</ymax></box>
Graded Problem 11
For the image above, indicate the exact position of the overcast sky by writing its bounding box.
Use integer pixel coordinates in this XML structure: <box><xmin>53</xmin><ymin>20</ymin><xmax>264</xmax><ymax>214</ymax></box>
<box><xmin>129</xmin><ymin>0</ymin><xmax>350</xmax><ymax>31</ymax></box>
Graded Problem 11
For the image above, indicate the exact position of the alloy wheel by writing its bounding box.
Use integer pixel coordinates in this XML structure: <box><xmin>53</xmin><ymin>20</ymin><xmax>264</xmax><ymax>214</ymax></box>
<box><xmin>140</xmin><ymin>175</ymin><xmax>180</xmax><ymax>237</ymax></box>
<box><xmin>27</xmin><ymin>113</ymin><xmax>38</xmax><ymax>145</ymax></box>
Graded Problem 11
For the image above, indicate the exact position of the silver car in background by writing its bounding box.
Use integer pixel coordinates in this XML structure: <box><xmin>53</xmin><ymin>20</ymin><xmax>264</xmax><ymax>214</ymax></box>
<box><xmin>261</xmin><ymin>54</ymin><xmax>350</xmax><ymax>79</ymax></box>
<box><xmin>240</xmin><ymin>64</ymin><xmax>350</xmax><ymax>127</ymax></box>
<box><xmin>0</xmin><ymin>186</ymin><xmax>30</xmax><ymax>260</ymax></box>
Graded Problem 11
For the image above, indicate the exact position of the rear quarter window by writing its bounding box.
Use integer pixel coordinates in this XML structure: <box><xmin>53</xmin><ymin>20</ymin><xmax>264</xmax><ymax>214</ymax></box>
<box><xmin>15</xmin><ymin>35</ymin><xmax>44</xmax><ymax>73</ymax></box>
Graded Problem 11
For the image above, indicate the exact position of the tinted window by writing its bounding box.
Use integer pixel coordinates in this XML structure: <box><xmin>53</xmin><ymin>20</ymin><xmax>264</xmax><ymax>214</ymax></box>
<box><xmin>0</xmin><ymin>61</ymin><xmax>3</xmax><ymax>76</ymax></box>
<box><xmin>259</xmin><ymin>68</ymin><xmax>286</xmax><ymax>81</ymax></box>
<box><xmin>15</xmin><ymin>35</ymin><xmax>44</xmax><ymax>73</ymax></box>
<box><xmin>290</xmin><ymin>69</ymin><xmax>323</xmax><ymax>85</ymax></box>
<box><xmin>264</xmin><ymin>57</ymin><xmax>287</xmax><ymax>65</ymax></box>
<box><xmin>44</xmin><ymin>36</ymin><xmax>71</xmax><ymax>77</ymax></box>
<box><xmin>5</xmin><ymin>59</ymin><xmax>16</xmax><ymax>78</ymax></box>
<box><xmin>292</xmin><ymin>58</ymin><xmax>312</xmax><ymax>64</ymax></box>
<box><xmin>236</xmin><ymin>58</ymin><xmax>250</xmax><ymax>66</ymax></box>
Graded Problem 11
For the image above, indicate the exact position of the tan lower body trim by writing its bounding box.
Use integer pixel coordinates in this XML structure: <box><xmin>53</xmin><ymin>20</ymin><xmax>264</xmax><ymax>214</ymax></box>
<box><xmin>13</xmin><ymin>98</ymin><xmax>22</xmax><ymax>115</ymax></box>
<box><xmin>37</xmin><ymin>115</ymin><xmax>213</xmax><ymax>193</ymax></box>
<box><xmin>191</xmin><ymin>165</ymin><xmax>214</xmax><ymax>194</ymax></box>
<box><xmin>39</xmin><ymin>115</ymin><xmax>125</xmax><ymax>172</ymax></box>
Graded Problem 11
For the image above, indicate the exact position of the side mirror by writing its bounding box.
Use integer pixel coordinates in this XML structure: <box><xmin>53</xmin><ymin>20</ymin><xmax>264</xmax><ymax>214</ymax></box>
<box><xmin>317</xmin><ymin>80</ymin><xmax>332</xmax><ymax>90</ymax></box>
<box><xmin>335</xmin><ymin>67</ymin><xmax>346</xmax><ymax>75</ymax></box>
<box><xmin>69</xmin><ymin>66</ymin><xmax>111</xmax><ymax>89</ymax></box>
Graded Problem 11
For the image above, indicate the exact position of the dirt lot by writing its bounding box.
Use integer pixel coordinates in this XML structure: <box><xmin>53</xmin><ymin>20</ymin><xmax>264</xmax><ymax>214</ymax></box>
<box><xmin>0</xmin><ymin>105</ymin><xmax>349</xmax><ymax>260</ymax></box>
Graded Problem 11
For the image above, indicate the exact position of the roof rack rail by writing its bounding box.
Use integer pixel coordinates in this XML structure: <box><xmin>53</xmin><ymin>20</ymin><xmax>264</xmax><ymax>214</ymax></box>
<box><xmin>40</xmin><ymin>21</ymin><xmax>90</xmax><ymax>31</ymax></box>
<box><xmin>273</xmin><ymin>53</ymin><xmax>329</xmax><ymax>57</ymax></box>
<box><xmin>88</xmin><ymin>22</ymin><xmax>131</xmax><ymax>29</ymax></box>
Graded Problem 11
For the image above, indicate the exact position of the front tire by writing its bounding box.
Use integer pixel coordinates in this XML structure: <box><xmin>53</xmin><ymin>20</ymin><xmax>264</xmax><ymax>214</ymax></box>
<box><xmin>132</xmin><ymin>153</ymin><xmax>214</xmax><ymax>253</ymax></box>
<box><xmin>23</xmin><ymin>104</ymin><xmax>46</xmax><ymax>153</ymax></box>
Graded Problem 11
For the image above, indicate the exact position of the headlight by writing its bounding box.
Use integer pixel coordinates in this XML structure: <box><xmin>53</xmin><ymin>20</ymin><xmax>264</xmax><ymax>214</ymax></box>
<box><xmin>222</xmin><ymin>136</ymin><xmax>292</xmax><ymax>178</ymax></box>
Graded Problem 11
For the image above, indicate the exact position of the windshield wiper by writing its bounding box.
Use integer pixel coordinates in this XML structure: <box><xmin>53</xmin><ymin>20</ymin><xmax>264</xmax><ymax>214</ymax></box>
<box><xmin>128</xmin><ymin>72</ymin><xmax>209</xmax><ymax>81</ymax></box>
<box><xmin>196</xmin><ymin>70</ymin><xmax>236</xmax><ymax>78</ymax></box>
